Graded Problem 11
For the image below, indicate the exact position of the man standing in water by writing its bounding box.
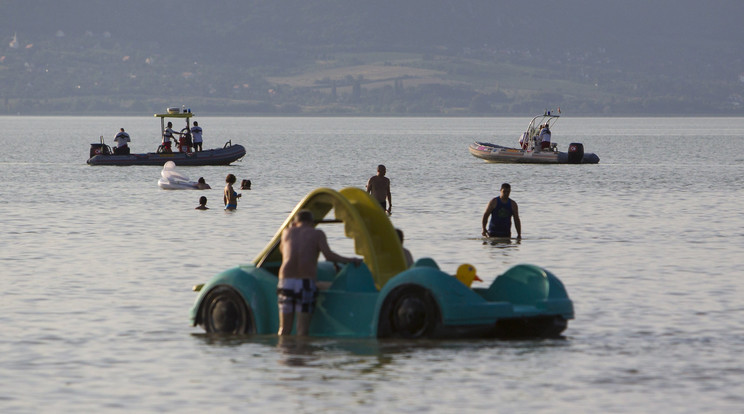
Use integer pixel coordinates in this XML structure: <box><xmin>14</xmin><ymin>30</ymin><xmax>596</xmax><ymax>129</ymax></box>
<box><xmin>277</xmin><ymin>210</ymin><xmax>362</xmax><ymax>336</ymax></box>
<box><xmin>366</xmin><ymin>164</ymin><xmax>392</xmax><ymax>214</ymax></box>
<box><xmin>482</xmin><ymin>183</ymin><xmax>522</xmax><ymax>239</ymax></box>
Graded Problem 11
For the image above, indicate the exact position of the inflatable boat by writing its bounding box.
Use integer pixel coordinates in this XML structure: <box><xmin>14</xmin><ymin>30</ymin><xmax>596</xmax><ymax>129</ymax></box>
<box><xmin>189</xmin><ymin>187</ymin><xmax>574</xmax><ymax>339</ymax></box>
<box><xmin>469</xmin><ymin>112</ymin><xmax>599</xmax><ymax>164</ymax></box>
<box><xmin>87</xmin><ymin>109</ymin><xmax>245</xmax><ymax>166</ymax></box>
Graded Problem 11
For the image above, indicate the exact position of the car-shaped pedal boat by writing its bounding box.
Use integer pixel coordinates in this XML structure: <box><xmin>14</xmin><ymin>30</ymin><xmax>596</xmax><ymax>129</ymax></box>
<box><xmin>189</xmin><ymin>187</ymin><xmax>574</xmax><ymax>338</ymax></box>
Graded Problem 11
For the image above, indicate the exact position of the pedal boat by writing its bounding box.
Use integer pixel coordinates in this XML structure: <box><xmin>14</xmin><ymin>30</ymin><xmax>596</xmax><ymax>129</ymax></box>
<box><xmin>189</xmin><ymin>187</ymin><xmax>574</xmax><ymax>339</ymax></box>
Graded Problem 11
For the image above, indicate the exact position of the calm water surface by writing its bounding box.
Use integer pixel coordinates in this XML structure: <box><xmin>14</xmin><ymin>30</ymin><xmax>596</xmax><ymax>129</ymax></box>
<box><xmin>1</xmin><ymin>116</ymin><xmax>743</xmax><ymax>413</ymax></box>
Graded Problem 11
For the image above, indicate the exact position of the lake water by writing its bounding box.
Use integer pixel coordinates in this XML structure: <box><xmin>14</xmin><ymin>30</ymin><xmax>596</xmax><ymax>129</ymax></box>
<box><xmin>1</xmin><ymin>116</ymin><xmax>743</xmax><ymax>413</ymax></box>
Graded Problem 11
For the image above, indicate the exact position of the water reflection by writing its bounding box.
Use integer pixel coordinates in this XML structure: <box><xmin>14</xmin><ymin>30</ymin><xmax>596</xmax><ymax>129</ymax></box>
<box><xmin>192</xmin><ymin>332</ymin><xmax>569</xmax><ymax>362</ymax></box>
<box><xmin>482</xmin><ymin>237</ymin><xmax>521</xmax><ymax>247</ymax></box>
<box><xmin>276</xmin><ymin>336</ymin><xmax>321</xmax><ymax>367</ymax></box>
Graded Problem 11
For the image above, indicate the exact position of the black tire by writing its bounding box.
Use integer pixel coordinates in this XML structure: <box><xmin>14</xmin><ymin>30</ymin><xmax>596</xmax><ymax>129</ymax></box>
<box><xmin>378</xmin><ymin>285</ymin><xmax>440</xmax><ymax>339</ymax></box>
<box><xmin>200</xmin><ymin>286</ymin><xmax>254</xmax><ymax>334</ymax></box>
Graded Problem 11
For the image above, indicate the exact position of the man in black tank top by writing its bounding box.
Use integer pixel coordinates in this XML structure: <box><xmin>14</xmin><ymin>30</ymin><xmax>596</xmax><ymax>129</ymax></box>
<box><xmin>481</xmin><ymin>183</ymin><xmax>521</xmax><ymax>239</ymax></box>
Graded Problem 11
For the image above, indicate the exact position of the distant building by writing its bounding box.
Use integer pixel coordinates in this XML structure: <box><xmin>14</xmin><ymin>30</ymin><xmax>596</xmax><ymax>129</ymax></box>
<box><xmin>9</xmin><ymin>33</ymin><xmax>18</xmax><ymax>49</ymax></box>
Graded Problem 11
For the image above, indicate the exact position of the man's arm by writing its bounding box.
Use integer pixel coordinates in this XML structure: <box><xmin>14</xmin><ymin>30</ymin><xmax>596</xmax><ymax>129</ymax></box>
<box><xmin>511</xmin><ymin>200</ymin><xmax>521</xmax><ymax>239</ymax></box>
<box><xmin>386</xmin><ymin>179</ymin><xmax>392</xmax><ymax>212</ymax></box>
<box><xmin>481</xmin><ymin>199</ymin><xmax>495</xmax><ymax>236</ymax></box>
<box><xmin>317</xmin><ymin>230</ymin><xmax>361</xmax><ymax>265</ymax></box>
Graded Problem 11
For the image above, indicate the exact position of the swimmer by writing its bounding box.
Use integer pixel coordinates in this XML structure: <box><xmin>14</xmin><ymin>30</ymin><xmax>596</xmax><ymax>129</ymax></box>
<box><xmin>195</xmin><ymin>196</ymin><xmax>208</xmax><ymax>210</ymax></box>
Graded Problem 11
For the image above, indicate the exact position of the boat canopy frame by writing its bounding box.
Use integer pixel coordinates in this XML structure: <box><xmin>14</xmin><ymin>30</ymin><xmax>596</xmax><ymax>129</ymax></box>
<box><xmin>154</xmin><ymin>112</ymin><xmax>195</xmax><ymax>144</ymax></box>
<box><xmin>525</xmin><ymin>112</ymin><xmax>560</xmax><ymax>151</ymax></box>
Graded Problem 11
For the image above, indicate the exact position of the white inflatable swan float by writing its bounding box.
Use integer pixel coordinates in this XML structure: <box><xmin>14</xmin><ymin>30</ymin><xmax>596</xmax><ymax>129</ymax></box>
<box><xmin>157</xmin><ymin>161</ymin><xmax>199</xmax><ymax>190</ymax></box>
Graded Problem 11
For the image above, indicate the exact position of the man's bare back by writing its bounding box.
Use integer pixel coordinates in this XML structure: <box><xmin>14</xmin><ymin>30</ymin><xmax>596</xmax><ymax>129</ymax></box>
<box><xmin>279</xmin><ymin>224</ymin><xmax>326</xmax><ymax>280</ymax></box>
<box><xmin>366</xmin><ymin>164</ymin><xmax>391</xmax><ymax>213</ymax></box>
<box><xmin>367</xmin><ymin>175</ymin><xmax>390</xmax><ymax>201</ymax></box>
<box><xmin>278</xmin><ymin>212</ymin><xmax>361</xmax><ymax>281</ymax></box>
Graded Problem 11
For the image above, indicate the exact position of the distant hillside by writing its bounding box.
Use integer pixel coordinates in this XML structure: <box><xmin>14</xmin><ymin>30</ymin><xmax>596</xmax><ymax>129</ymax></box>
<box><xmin>1</xmin><ymin>0</ymin><xmax>743</xmax><ymax>115</ymax></box>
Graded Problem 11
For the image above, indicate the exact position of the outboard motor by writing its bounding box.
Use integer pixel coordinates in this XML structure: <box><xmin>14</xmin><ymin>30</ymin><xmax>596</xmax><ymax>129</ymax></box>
<box><xmin>89</xmin><ymin>143</ymin><xmax>111</xmax><ymax>158</ymax></box>
<box><xmin>567</xmin><ymin>142</ymin><xmax>584</xmax><ymax>164</ymax></box>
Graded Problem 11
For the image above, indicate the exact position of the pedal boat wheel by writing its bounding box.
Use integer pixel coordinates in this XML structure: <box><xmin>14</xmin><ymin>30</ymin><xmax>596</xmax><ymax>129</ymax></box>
<box><xmin>379</xmin><ymin>285</ymin><xmax>440</xmax><ymax>338</ymax></box>
<box><xmin>201</xmin><ymin>286</ymin><xmax>254</xmax><ymax>334</ymax></box>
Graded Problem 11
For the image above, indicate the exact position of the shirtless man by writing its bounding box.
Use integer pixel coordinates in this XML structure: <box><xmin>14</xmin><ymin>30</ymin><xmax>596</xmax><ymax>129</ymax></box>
<box><xmin>277</xmin><ymin>210</ymin><xmax>362</xmax><ymax>336</ymax></box>
<box><xmin>481</xmin><ymin>183</ymin><xmax>522</xmax><ymax>239</ymax></box>
<box><xmin>366</xmin><ymin>164</ymin><xmax>392</xmax><ymax>214</ymax></box>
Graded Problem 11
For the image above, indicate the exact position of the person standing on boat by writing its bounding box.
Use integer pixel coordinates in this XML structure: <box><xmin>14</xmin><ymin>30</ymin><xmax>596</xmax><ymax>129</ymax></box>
<box><xmin>190</xmin><ymin>121</ymin><xmax>203</xmax><ymax>152</ymax></box>
<box><xmin>481</xmin><ymin>183</ymin><xmax>521</xmax><ymax>239</ymax></box>
<box><xmin>519</xmin><ymin>131</ymin><xmax>529</xmax><ymax>149</ymax></box>
<box><xmin>179</xmin><ymin>128</ymin><xmax>192</xmax><ymax>153</ymax></box>
<box><xmin>113</xmin><ymin>128</ymin><xmax>131</xmax><ymax>155</ymax></box>
<box><xmin>277</xmin><ymin>209</ymin><xmax>362</xmax><ymax>336</ymax></box>
<box><xmin>366</xmin><ymin>164</ymin><xmax>392</xmax><ymax>214</ymax></box>
<box><xmin>539</xmin><ymin>124</ymin><xmax>552</xmax><ymax>150</ymax></box>
<box><xmin>223</xmin><ymin>173</ymin><xmax>241</xmax><ymax>210</ymax></box>
<box><xmin>161</xmin><ymin>121</ymin><xmax>179</xmax><ymax>153</ymax></box>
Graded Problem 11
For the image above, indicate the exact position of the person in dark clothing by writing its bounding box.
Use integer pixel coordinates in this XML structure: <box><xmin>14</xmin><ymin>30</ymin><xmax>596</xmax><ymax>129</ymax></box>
<box><xmin>481</xmin><ymin>183</ymin><xmax>521</xmax><ymax>239</ymax></box>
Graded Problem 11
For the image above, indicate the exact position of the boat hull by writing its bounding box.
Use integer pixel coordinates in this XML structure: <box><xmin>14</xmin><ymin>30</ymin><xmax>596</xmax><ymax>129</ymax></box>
<box><xmin>469</xmin><ymin>142</ymin><xmax>599</xmax><ymax>164</ymax></box>
<box><xmin>87</xmin><ymin>144</ymin><xmax>246</xmax><ymax>166</ymax></box>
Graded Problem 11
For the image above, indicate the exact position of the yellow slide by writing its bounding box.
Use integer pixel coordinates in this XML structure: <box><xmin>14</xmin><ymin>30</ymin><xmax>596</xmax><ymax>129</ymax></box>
<box><xmin>253</xmin><ymin>187</ymin><xmax>408</xmax><ymax>289</ymax></box>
